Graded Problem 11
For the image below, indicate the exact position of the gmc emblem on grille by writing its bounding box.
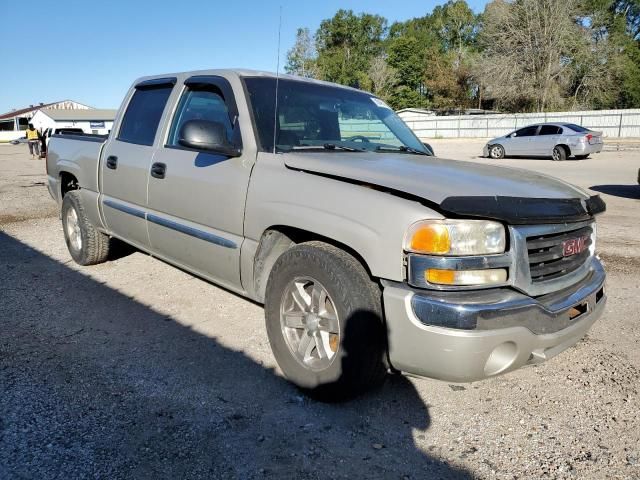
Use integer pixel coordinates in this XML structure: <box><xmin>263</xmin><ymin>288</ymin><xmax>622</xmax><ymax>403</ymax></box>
<box><xmin>562</xmin><ymin>236</ymin><xmax>588</xmax><ymax>257</ymax></box>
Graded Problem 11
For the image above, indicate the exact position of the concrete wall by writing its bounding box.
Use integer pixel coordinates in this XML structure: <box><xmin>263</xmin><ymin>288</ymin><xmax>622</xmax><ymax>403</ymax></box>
<box><xmin>398</xmin><ymin>109</ymin><xmax>640</xmax><ymax>140</ymax></box>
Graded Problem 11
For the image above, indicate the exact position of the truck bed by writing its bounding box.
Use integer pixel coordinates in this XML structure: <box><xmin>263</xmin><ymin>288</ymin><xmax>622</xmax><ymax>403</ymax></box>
<box><xmin>46</xmin><ymin>134</ymin><xmax>108</xmax><ymax>206</ymax></box>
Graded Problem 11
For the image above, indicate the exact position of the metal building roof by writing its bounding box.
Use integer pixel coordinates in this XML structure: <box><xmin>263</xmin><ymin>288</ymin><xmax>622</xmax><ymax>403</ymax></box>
<box><xmin>39</xmin><ymin>109</ymin><xmax>117</xmax><ymax>121</ymax></box>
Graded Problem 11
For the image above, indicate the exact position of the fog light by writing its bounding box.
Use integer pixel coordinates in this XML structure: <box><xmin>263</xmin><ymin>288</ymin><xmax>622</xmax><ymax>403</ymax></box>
<box><xmin>426</xmin><ymin>268</ymin><xmax>508</xmax><ymax>286</ymax></box>
<box><xmin>484</xmin><ymin>342</ymin><xmax>518</xmax><ymax>376</ymax></box>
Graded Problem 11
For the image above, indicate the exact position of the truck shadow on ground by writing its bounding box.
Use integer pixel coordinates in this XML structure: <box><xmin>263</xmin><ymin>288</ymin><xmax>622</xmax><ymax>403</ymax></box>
<box><xmin>0</xmin><ymin>231</ymin><xmax>471</xmax><ymax>480</ymax></box>
<box><xmin>589</xmin><ymin>184</ymin><xmax>640</xmax><ymax>200</ymax></box>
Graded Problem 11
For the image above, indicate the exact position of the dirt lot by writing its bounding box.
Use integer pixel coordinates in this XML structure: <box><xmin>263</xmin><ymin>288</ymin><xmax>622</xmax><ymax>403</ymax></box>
<box><xmin>1</xmin><ymin>141</ymin><xmax>639</xmax><ymax>479</ymax></box>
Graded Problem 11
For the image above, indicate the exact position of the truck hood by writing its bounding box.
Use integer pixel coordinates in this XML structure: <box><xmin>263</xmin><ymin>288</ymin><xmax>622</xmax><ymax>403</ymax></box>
<box><xmin>284</xmin><ymin>152</ymin><xmax>604</xmax><ymax>224</ymax></box>
<box><xmin>284</xmin><ymin>152</ymin><xmax>588</xmax><ymax>202</ymax></box>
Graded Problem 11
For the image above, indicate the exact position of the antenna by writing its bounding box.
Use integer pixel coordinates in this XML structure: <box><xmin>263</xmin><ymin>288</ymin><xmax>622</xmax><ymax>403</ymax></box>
<box><xmin>272</xmin><ymin>5</ymin><xmax>283</xmax><ymax>154</ymax></box>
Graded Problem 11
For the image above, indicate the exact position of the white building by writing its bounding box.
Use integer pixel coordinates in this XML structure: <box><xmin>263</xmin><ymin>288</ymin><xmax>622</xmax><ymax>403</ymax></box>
<box><xmin>0</xmin><ymin>100</ymin><xmax>111</xmax><ymax>142</ymax></box>
<box><xmin>29</xmin><ymin>108</ymin><xmax>116</xmax><ymax>135</ymax></box>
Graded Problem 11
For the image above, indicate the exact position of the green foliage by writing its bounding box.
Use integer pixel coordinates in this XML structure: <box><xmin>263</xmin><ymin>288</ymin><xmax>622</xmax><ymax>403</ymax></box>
<box><xmin>285</xmin><ymin>0</ymin><xmax>640</xmax><ymax>111</ymax></box>
<box><xmin>314</xmin><ymin>9</ymin><xmax>387</xmax><ymax>88</ymax></box>
<box><xmin>285</xmin><ymin>28</ymin><xmax>318</xmax><ymax>78</ymax></box>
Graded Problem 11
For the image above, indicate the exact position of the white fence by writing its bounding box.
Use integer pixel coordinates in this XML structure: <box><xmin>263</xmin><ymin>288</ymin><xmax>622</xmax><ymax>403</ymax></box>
<box><xmin>398</xmin><ymin>108</ymin><xmax>640</xmax><ymax>139</ymax></box>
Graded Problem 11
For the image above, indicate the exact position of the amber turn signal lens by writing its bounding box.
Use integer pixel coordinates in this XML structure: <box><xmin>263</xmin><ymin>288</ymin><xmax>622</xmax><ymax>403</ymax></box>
<box><xmin>426</xmin><ymin>268</ymin><xmax>508</xmax><ymax>286</ymax></box>
<box><xmin>409</xmin><ymin>224</ymin><xmax>451</xmax><ymax>254</ymax></box>
<box><xmin>425</xmin><ymin>269</ymin><xmax>455</xmax><ymax>284</ymax></box>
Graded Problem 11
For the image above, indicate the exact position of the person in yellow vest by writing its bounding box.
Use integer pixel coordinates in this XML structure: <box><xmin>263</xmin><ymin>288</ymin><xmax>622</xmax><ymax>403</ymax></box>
<box><xmin>25</xmin><ymin>123</ymin><xmax>41</xmax><ymax>159</ymax></box>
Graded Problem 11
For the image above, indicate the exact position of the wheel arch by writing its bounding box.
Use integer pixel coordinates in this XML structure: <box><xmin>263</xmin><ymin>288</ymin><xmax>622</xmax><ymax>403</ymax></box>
<box><xmin>555</xmin><ymin>144</ymin><xmax>571</xmax><ymax>156</ymax></box>
<box><xmin>251</xmin><ymin>225</ymin><xmax>375</xmax><ymax>303</ymax></box>
<box><xmin>59</xmin><ymin>171</ymin><xmax>79</xmax><ymax>199</ymax></box>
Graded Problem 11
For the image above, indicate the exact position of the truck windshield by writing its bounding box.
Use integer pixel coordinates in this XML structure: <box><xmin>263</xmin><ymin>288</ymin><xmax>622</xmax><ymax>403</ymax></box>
<box><xmin>243</xmin><ymin>77</ymin><xmax>430</xmax><ymax>155</ymax></box>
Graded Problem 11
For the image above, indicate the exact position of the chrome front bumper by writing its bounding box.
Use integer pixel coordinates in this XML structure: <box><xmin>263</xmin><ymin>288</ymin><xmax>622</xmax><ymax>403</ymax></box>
<box><xmin>383</xmin><ymin>258</ymin><xmax>606</xmax><ymax>382</ymax></box>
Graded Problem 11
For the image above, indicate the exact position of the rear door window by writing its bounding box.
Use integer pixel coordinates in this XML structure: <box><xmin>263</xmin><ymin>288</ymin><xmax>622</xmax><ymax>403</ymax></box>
<box><xmin>539</xmin><ymin>125</ymin><xmax>561</xmax><ymax>135</ymax></box>
<box><xmin>514</xmin><ymin>126</ymin><xmax>539</xmax><ymax>137</ymax></box>
<box><xmin>118</xmin><ymin>85</ymin><xmax>174</xmax><ymax>146</ymax></box>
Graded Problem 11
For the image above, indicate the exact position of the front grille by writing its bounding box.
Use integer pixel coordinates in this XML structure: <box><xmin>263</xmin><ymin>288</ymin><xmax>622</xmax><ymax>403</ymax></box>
<box><xmin>526</xmin><ymin>225</ymin><xmax>592</xmax><ymax>283</ymax></box>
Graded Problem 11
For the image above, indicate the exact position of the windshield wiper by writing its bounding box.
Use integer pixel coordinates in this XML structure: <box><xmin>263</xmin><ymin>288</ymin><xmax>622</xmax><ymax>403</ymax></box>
<box><xmin>374</xmin><ymin>145</ymin><xmax>431</xmax><ymax>156</ymax></box>
<box><xmin>279</xmin><ymin>143</ymin><xmax>366</xmax><ymax>152</ymax></box>
<box><xmin>321</xmin><ymin>143</ymin><xmax>367</xmax><ymax>152</ymax></box>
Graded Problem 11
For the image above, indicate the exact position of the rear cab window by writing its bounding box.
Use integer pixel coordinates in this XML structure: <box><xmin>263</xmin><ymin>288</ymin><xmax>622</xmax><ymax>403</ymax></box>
<box><xmin>117</xmin><ymin>79</ymin><xmax>175</xmax><ymax>146</ymax></box>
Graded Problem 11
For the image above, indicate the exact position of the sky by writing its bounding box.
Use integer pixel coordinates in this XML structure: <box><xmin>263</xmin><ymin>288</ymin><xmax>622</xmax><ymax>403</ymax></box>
<box><xmin>0</xmin><ymin>0</ymin><xmax>488</xmax><ymax>113</ymax></box>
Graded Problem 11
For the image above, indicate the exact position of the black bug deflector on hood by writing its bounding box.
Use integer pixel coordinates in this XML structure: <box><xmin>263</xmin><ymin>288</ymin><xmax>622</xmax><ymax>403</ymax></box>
<box><xmin>439</xmin><ymin>195</ymin><xmax>606</xmax><ymax>224</ymax></box>
<box><xmin>283</xmin><ymin>151</ymin><xmax>606</xmax><ymax>223</ymax></box>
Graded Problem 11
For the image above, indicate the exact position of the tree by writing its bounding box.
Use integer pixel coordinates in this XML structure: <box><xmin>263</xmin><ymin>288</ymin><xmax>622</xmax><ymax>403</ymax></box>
<box><xmin>476</xmin><ymin>0</ymin><xmax>584</xmax><ymax>111</ymax></box>
<box><xmin>579</xmin><ymin>0</ymin><xmax>640</xmax><ymax>107</ymax></box>
<box><xmin>315</xmin><ymin>10</ymin><xmax>387</xmax><ymax>87</ymax></box>
<box><xmin>285</xmin><ymin>28</ymin><xmax>318</xmax><ymax>78</ymax></box>
<box><xmin>367</xmin><ymin>54</ymin><xmax>398</xmax><ymax>101</ymax></box>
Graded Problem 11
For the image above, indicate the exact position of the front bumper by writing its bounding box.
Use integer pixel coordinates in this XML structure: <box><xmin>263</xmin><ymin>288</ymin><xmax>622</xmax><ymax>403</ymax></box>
<box><xmin>383</xmin><ymin>258</ymin><xmax>606</xmax><ymax>382</ymax></box>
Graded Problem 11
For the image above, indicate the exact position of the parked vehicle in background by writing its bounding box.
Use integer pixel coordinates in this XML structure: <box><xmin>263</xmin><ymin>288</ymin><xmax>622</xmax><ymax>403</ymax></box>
<box><xmin>46</xmin><ymin>69</ymin><xmax>607</xmax><ymax>400</ymax></box>
<box><xmin>43</xmin><ymin>127</ymin><xmax>85</xmax><ymax>147</ymax></box>
<box><xmin>484</xmin><ymin>123</ymin><xmax>603</xmax><ymax>161</ymax></box>
<box><xmin>9</xmin><ymin>136</ymin><xmax>28</xmax><ymax>145</ymax></box>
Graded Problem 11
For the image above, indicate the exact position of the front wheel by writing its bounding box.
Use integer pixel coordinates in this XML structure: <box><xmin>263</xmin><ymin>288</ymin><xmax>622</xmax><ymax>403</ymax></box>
<box><xmin>264</xmin><ymin>242</ymin><xmax>387</xmax><ymax>401</ymax></box>
<box><xmin>489</xmin><ymin>144</ymin><xmax>505</xmax><ymax>159</ymax></box>
<box><xmin>552</xmin><ymin>146</ymin><xmax>567</xmax><ymax>161</ymax></box>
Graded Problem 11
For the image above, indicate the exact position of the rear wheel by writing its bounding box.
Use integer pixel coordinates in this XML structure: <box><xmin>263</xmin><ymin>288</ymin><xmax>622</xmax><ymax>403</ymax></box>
<box><xmin>489</xmin><ymin>144</ymin><xmax>505</xmax><ymax>159</ymax></box>
<box><xmin>574</xmin><ymin>154</ymin><xmax>590</xmax><ymax>160</ymax></box>
<box><xmin>265</xmin><ymin>242</ymin><xmax>387</xmax><ymax>401</ymax></box>
<box><xmin>61</xmin><ymin>191</ymin><xmax>110</xmax><ymax>265</ymax></box>
<box><xmin>552</xmin><ymin>146</ymin><xmax>567</xmax><ymax>161</ymax></box>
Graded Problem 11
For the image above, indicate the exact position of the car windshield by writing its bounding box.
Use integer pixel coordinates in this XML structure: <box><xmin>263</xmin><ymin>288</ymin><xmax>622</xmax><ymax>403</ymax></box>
<box><xmin>243</xmin><ymin>77</ymin><xmax>430</xmax><ymax>154</ymax></box>
<box><xmin>563</xmin><ymin>123</ymin><xmax>590</xmax><ymax>133</ymax></box>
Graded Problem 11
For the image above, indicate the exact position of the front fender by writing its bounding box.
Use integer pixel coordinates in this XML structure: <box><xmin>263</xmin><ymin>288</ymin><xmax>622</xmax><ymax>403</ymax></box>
<box><xmin>244</xmin><ymin>154</ymin><xmax>442</xmax><ymax>282</ymax></box>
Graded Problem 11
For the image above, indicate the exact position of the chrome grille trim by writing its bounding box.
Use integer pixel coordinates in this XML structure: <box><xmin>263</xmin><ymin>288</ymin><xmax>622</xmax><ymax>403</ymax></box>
<box><xmin>404</xmin><ymin>220</ymin><xmax>595</xmax><ymax>297</ymax></box>
<box><xmin>510</xmin><ymin>220</ymin><xmax>595</xmax><ymax>296</ymax></box>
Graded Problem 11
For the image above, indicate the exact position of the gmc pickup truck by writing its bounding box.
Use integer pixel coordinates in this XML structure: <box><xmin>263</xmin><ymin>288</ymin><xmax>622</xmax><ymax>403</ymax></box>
<box><xmin>47</xmin><ymin>69</ymin><xmax>607</xmax><ymax>400</ymax></box>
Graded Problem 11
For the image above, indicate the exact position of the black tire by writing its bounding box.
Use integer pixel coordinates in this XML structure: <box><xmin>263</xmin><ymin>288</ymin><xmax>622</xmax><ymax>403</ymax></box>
<box><xmin>423</xmin><ymin>142</ymin><xmax>435</xmax><ymax>156</ymax></box>
<box><xmin>61</xmin><ymin>191</ymin><xmax>110</xmax><ymax>266</ymax></box>
<box><xmin>574</xmin><ymin>154</ymin><xmax>590</xmax><ymax>160</ymax></box>
<box><xmin>552</xmin><ymin>145</ymin><xmax>567</xmax><ymax>161</ymax></box>
<box><xmin>265</xmin><ymin>241</ymin><xmax>387</xmax><ymax>401</ymax></box>
<box><xmin>488</xmin><ymin>144</ymin><xmax>505</xmax><ymax>159</ymax></box>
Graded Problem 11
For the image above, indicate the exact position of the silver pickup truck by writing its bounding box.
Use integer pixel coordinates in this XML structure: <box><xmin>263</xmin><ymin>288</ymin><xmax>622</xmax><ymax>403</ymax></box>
<box><xmin>47</xmin><ymin>69</ymin><xmax>607</xmax><ymax>400</ymax></box>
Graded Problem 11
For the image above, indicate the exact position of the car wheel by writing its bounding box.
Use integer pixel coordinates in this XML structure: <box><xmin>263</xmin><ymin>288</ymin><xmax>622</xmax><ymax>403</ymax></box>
<box><xmin>552</xmin><ymin>146</ymin><xmax>567</xmax><ymax>161</ymax></box>
<box><xmin>489</xmin><ymin>144</ymin><xmax>505</xmax><ymax>159</ymax></box>
<box><xmin>264</xmin><ymin>241</ymin><xmax>387</xmax><ymax>401</ymax></box>
<box><xmin>574</xmin><ymin>154</ymin><xmax>589</xmax><ymax>160</ymax></box>
<box><xmin>61</xmin><ymin>191</ymin><xmax>110</xmax><ymax>265</ymax></box>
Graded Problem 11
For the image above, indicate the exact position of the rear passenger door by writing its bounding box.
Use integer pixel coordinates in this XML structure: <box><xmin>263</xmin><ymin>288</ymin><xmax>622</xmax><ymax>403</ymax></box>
<box><xmin>100</xmin><ymin>78</ymin><xmax>175</xmax><ymax>250</ymax></box>
<box><xmin>145</xmin><ymin>75</ymin><xmax>252</xmax><ymax>290</ymax></box>
<box><xmin>535</xmin><ymin>125</ymin><xmax>562</xmax><ymax>156</ymax></box>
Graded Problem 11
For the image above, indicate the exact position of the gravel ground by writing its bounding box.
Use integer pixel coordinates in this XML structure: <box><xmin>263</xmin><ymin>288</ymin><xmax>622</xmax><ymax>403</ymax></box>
<box><xmin>1</xmin><ymin>142</ymin><xmax>639</xmax><ymax>479</ymax></box>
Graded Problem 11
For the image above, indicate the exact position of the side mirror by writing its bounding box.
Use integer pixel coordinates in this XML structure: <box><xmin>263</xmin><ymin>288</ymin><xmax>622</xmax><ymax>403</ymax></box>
<box><xmin>509</xmin><ymin>133</ymin><xmax>516</xmax><ymax>138</ymax></box>
<box><xmin>178</xmin><ymin>119</ymin><xmax>241</xmax><ymax>157</ymax></box>
<box><xmin>422</xmin><ymin>142</ymin><xmax>435</xmax><ymax>156</ymax></box>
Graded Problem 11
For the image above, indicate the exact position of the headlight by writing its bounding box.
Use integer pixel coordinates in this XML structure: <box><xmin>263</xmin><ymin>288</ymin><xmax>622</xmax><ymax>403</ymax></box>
<box><xmin>405</xmin><ymin>219</ymin><xmax>506</xmax><ymax>256</ymax></box>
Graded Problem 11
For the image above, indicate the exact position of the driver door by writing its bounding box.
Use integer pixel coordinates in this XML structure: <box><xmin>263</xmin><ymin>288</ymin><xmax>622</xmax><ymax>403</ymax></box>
<box><xmin>506</xmin><ymin>125</ymin><xmax>539</xmax><ymax>155</ymax></box>
<box><xmin>145</xmin><ymin>75</ymin><xmax>252</xmax><ymax>290</ymax></box>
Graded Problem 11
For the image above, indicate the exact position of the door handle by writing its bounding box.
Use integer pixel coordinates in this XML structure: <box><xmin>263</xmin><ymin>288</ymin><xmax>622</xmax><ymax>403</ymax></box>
<box><xmin>150</xmin><ymin>162</ymin><xmax>167</xmax><ymax>179</ymax></box>
<box><xmin>106</xmin><ymin>155</ymin><xmax>118</xmax><ymax>169</ymax></box>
